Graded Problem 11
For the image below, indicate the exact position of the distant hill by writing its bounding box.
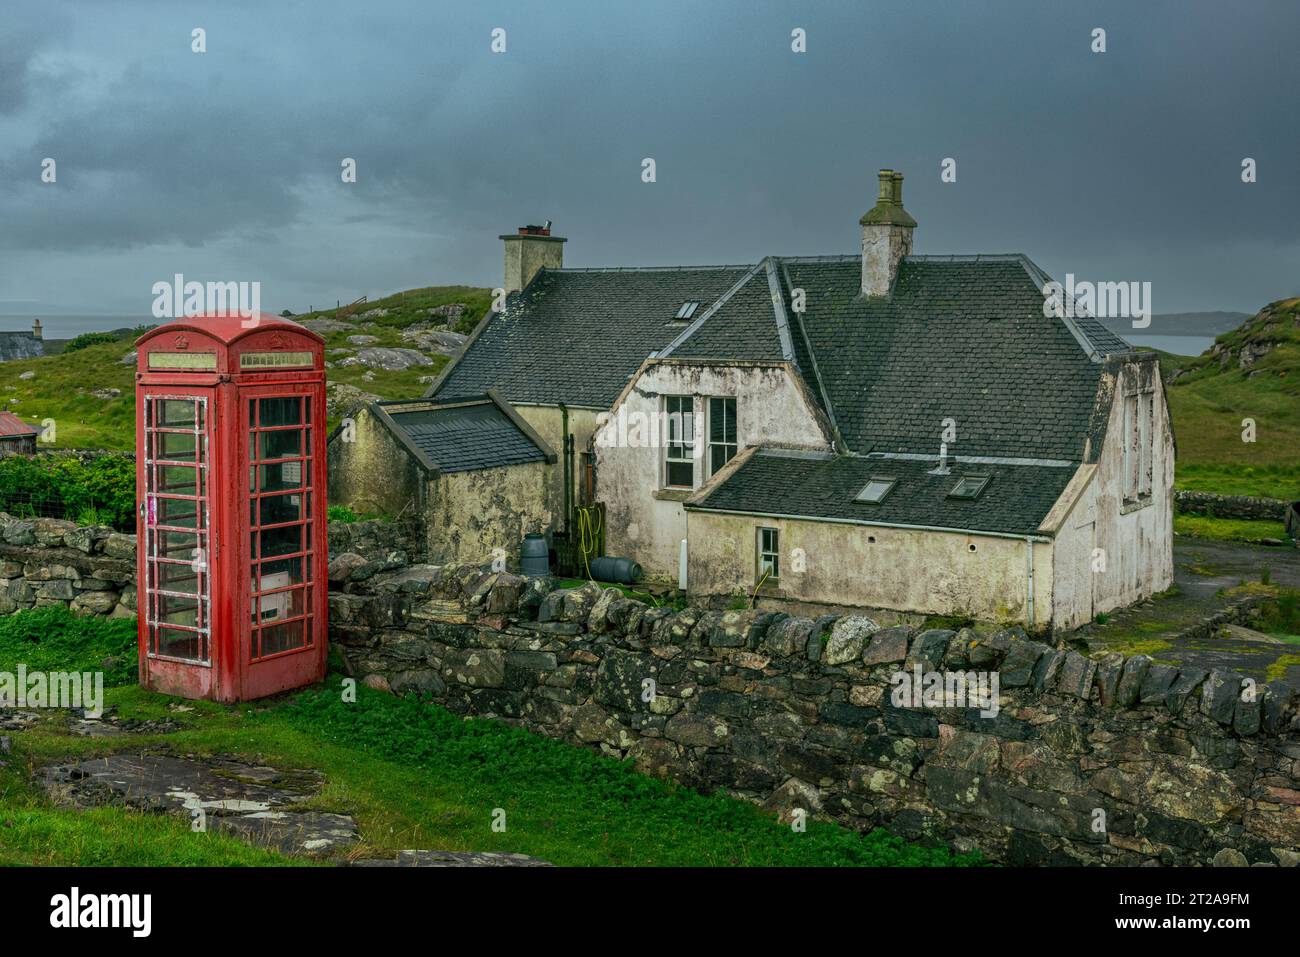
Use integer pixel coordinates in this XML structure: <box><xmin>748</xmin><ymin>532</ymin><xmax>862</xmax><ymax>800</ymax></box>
<box><xmin>1097</xmin><ymin>311</ymin><xmax>1251</xmax><ymax>338</ymax></box>
<box><xmin>0</xmin><ymin>285</ymin><xmax>490</xmax><ymax>449</ymax></box>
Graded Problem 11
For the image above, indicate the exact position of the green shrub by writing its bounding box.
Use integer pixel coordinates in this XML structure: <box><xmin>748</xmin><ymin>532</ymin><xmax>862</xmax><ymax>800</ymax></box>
<box><xmin>62</xmin><ymin>332</ymin><xmax>121</xmax><ymax>353</ymax></box>
<box><xmin>326</xmin><ymin>504</ymin><xmax>361</xmax><ymax>523</ymax></box>
<box><xmin>0</xmin><ymin>454</ymin><xmax>135</xmax><ymax>530</ymax></box>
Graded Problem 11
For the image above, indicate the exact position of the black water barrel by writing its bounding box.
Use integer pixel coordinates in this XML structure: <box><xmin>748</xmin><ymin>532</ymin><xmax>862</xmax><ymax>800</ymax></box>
<box><xmin>590</xmin><ymin>556</ymin><xmax>643</xmax><ymax>585</ymax></box>
<box><xmin>520</xmin><ymin>533</ymin><xmax>550</xmax><ymax>577</ymax></box>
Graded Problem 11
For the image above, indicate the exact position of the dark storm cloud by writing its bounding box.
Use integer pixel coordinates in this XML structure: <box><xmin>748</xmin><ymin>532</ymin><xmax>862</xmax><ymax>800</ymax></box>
<box><xmin>0</xmin><ymin>0</ymin><xmax>1296</xmax><ymax>314</ymax></box>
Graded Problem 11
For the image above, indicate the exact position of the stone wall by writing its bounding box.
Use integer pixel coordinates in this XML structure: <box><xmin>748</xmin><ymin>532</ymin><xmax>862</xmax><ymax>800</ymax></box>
<box><xmin>327</xmin><ymin>516</ymin><xmax>422</xmax><ymax>563</ymax></box>
<box><xmin>0</xmin><ymin>514</ymin><xmax>136</xmax><ymax>617</ymax></box>
<box><xmin>0</xmin><ymin>512</ymin><xmax>417</xmax><ymax>620</ymax></box>
<box><xmin>1173</xmin><ymin>490</ymin><xmax>1291</xmax><ymax>523</ymax></box>
<box><xmin>327</xmin><ymin>557</ymin><xmax>1300</xmax><ymax>867</ymax></box>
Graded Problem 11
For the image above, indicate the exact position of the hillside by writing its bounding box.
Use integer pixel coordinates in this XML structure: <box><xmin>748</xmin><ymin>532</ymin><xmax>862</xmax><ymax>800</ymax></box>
<box><xmin>1157</xmin><ymin>296</ymin><xmax>1300</xmax><ymax>500</ymax></box>
<box><xmin>0</xmin><ymin>286</ymin><xmax>491</xmax><ymax>449</ymax></box>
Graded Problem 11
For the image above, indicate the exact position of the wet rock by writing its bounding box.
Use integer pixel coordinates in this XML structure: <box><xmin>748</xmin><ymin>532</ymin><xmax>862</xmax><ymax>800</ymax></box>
<box><xmin>862</xmin><ymin>625</ymin><xmax>911</xmax><ymax>666</ymax></box>
<box><xmin>337</xmin><ymin>347</ymin><xmax>432</xmax><ymax>371</ymax></box>
<box><xmin>824</xmin><ymin>616</ymin><xmax>880</xmax><ymax>665</ymax></box>
<box><xmin>1200</xmin><ymin>670</ymin><xmax>1244</xmax><ymax>725</ymax></box>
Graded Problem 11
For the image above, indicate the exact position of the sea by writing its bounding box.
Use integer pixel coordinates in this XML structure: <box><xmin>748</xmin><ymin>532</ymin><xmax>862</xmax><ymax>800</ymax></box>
<box><xmin>0</xmin><ymin>315</ymin><xmax>158</xmax><ymax>340</ymax></box>
<box><xmin>1120</xmin><ymin>335</ymin><xmax>1215</xmax><ymax>356</ymax></box>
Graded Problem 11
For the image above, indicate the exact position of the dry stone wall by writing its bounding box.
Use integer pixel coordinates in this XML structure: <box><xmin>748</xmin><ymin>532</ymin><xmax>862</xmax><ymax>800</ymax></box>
<box><xmin>1173</xmin><ymin>490</ymin><xmax>1291</xmax><ymax>523</ymax></box>
<box><xmin>327</xmin><ymin>556</ymin><xmax>1300</xmax><ymax>867</ymax></box>
<box><xmin>0</xmin><ymin>514</ymin><xmax>136</xmax><ymax>617</ymax></box>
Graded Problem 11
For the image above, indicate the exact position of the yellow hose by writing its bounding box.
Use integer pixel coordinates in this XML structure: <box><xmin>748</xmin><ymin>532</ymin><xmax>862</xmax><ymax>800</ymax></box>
<box><xmin>576</xmin><ymin>505</ymin><xmax>603</xmax><ymax>580</ymax></box>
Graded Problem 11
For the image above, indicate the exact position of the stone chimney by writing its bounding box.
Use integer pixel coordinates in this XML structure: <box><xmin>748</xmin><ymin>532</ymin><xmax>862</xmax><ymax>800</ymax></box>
<box><xmin>860</xmin><ymin>169</ymin><xmax>916</xmax><ymax>297</ymax></box>
<box><xmin>500</xmin><ymin>222</ymin><xmax>566</xmax><ymax>295</ymax></box>
<box><xmin>31</xmin><ymin>318</ymin><xmax>42</xmax><ymax>340</ymax></box>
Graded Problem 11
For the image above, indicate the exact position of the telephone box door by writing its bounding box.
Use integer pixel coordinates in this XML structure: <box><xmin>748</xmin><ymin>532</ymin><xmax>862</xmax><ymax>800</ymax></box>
<box><xmin>138</xmin><ymin>390</ymin><xmax>220</xmax><ymax>700</ymax></box>
<box><xmin>241</xmin><ymin>387</ymin><xmax>326</xmax><ymax>699</ymax></box>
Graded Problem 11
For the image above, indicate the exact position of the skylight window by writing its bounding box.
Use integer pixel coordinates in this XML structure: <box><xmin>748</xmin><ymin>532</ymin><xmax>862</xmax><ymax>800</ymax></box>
<box><xmin>855</xmin><ymin>476</ymin><xmax>896</xmax><ymax>503</ymax></box>
<box><xmin>675</xmin><ymin>301</ymin><xmax>700</xmax><ymax>320</ymax></box>
<box><xmin>948</xmin><ymin>474</ymin><xmax>992</xmax><ymax>500</ymax></box>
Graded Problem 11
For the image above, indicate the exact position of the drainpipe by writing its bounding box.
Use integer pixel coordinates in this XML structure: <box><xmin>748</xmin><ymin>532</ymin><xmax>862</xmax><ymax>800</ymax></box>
<box><xmin>559</xmin><ymin>403</ymin><xmax>571</xmax><ymax>534</ymax></box>
<box><xmin>1025</xmin><ymin>537</ymin><xmax>1036</xmax><ymax>631</ymax></box>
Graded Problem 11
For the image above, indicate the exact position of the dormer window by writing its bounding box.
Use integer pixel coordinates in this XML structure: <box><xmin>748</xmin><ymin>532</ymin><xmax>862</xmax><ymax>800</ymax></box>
<box><xmin>675</xmin><ymin>301</ymin><xmax>700</xmax><ymax>320</ymax></box>
<box><xmin>854</xmin><ymin>476</ymin><xmax>896</xmax><ymax>503</ymax></box>
<box><xmin>948</xmin><ymin>474</ymin><xmax>991</xmax><ymax>500</ymax></box>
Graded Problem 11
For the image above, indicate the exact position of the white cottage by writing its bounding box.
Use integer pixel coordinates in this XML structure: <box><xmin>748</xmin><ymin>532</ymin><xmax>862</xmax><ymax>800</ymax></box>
<box><xmin>429</xmin><ymin>171</ymin><xmax>1175</xmax><ymax>631</ymax></box>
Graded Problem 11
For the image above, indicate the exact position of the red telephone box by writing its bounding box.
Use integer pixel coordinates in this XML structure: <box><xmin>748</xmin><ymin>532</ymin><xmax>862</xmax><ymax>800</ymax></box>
<box><xmin>134</xmin><ymin>314</ymin><xmax>328</xmax><ymax>702</ymax></box>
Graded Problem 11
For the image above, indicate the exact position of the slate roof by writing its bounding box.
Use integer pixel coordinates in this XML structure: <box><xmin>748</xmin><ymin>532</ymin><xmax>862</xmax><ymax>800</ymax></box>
<box><xmin>371</xmin><ymin>393</ymin><xmax>554</xmax><ymax>474</ymax></box>
<box><xmin>431</xmin><ymin>243</ymin><xmax>1134</xmax><ymax>534</ymax></box>
<box><xmin>432</xmin><ymin>266</ymin><xmax>753</xmax><ymax>408</ymax></box>
<box><xmin>776</xmin><ymin>254</ymin><xmax>1130</xmax><ymax>460</ymax></box>
<box><xmin>686</xmin><ymin>448</ymin><xmax>1077</xmax><ymax>537</ymax></box>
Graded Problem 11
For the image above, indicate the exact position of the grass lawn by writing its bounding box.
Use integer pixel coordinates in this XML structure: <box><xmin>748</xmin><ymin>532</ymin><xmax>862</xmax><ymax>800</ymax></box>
<box><xmin>1173</xmin><ymin>514</ymin><xmax>1290</xmax><ymax>543</ymax></box>
<box><xmin>0</xmin><ymin>608</ymin><xmax>975</xmax><ymax>867</ymax></box>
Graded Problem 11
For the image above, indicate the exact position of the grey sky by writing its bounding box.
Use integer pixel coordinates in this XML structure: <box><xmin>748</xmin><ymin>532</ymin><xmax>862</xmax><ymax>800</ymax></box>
<box><xmin>1</xmin><ymin>0</ymin><xmax>1296</xmax><ymax>316</ymax></box>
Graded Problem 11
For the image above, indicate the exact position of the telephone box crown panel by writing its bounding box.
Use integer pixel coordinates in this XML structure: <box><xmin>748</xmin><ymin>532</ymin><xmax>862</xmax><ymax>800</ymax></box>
<box><xmin>135</xmin><ymin>313</ymin><xmax>328</xmax><ymax>703</ymax></box>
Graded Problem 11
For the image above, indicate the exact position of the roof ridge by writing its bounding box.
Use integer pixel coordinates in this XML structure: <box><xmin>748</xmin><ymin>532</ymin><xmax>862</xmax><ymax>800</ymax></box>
<box><xmin>548</xmin><ymin>264</ymin><xmax>755</xmax><ymax>273</ymax></box>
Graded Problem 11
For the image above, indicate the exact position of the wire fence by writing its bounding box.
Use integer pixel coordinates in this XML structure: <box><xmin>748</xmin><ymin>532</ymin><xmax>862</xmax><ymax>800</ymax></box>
<box><xmin>0</xmin><ymin>487</ymin><xmax>134</xmax><ymax>531</ymax></box>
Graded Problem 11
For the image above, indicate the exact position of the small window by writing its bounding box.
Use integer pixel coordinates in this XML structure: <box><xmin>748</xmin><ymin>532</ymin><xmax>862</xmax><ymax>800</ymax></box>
<box><xmin>675</xmin><ymin>301</ymin><xmax>700</xmax><ymax>320</ymax></box>
<box><xmin>664</xmin><ymin>395</ymin><xmax>695</xmax><ymax>488</ymax></box>
<box><xmin>708</xmin><ymin>396</ymin><xmax>737</xmax><ymax>476</ymax></box>
<box><xmin>948</xmin><ymin>474</ymin><xmax>991</xmax><ymax>500</ymax></box>
<box><xmin>855</xmin><ymin>476</ymin><xmax>896</xmax><ymax>503</ymax></box>
<box><xmin>757</xmin><ymin>527</ymin><xmax>779</xmax><ymax>581</ymax></box>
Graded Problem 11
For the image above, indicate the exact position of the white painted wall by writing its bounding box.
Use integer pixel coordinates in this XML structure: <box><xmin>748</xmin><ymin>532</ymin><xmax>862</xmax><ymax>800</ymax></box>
<box><xmin>596</xmin><ymin>361</ymin><xmax>831</xmax><ymax>579</ymax></box>
<box><xmin>1049</xmin><ymin>357</ymin><xmax>1175</xmax><ymax>629</ymax></box>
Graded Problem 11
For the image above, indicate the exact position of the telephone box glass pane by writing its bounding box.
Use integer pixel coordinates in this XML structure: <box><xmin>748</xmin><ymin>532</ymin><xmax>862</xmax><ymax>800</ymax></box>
<box><xmin>261</xmin><ymin>620</ymin><xmax>306</xmax><ymax>656</ymax></box>
<box><xmin>157</xmin><ymin>465</ymin><xmax>201</xmax><ymax>495</ymax></box>
<box><xmin>157</xmin><ymin>628</ymin><xmax>203</xmax><ymax>661</ymax></box>
<box><xmin>156</xmin><ymin>562</ymin><xmax>200</xmax><ymax>595</ymax></box>
<box><xmin>258</xmin><ymin>556</ymin><xmax>303</xmax><ymax>588</ymax></box>
<box><xmin>157</xmin><ymin>497</ymin><xmax>200</xmax><ymax>528</ymax></box>
<box><xmin>259</xmin><ymin>397</ymin><xmax>302</xmax><ymax>427</ymax></box>
<box><xmin>260</xmin><ymin>460</ymin><xmax>304</xmax><ymax>492</ymax></box>
<box><xmin>158</xmin><ymin>400</ymin><xmax>198</xmax><ymax>428</ymax></box>
<box><xmin>157</xmin><ymin>431</ymin><xmax>197</xmax><ymax>462</ymax></box>
<box><xmin>157</xmin><ymin>594</ymin><xmax>200</xmax><ymax>628</ymax></box>
<box><xmin>260</xmin><ymin>493</ymin><xmax>302</xmax><ymax>526</ymax></box>
<box><xmin>260</xmin><ymin>429</ymin><xmax>301</xmax><ymax>460</ymax></box>
<box><xmin>259</xmin><ymin>524</ymin><xmax>301</xmax><ymax>558</ymax></box>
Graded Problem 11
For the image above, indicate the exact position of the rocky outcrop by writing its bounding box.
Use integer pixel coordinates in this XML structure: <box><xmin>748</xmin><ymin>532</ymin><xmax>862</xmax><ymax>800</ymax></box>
<box><xmin>330</xmin><ymin>563</ymin><xmax>1300</xmax><ymax>866</ymax></box>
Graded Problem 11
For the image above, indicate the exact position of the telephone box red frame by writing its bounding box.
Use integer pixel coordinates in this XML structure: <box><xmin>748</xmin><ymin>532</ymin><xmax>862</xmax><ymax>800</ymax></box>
<box><xmin>134</xmin><ymin>314</ymin><xmax>328</xmax><ymax>702</ymax></box>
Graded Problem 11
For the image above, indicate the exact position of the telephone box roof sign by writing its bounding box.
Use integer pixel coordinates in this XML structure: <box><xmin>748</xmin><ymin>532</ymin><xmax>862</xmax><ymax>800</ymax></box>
<box><xmin>136</xmin><ymin>314</ymin><xmax>324</xmax><ymax>379</ymax></box>
<box><xmin>135</xmin><ymin>311</ymin><xmax>328</xmax><ymax>703</ymax></box>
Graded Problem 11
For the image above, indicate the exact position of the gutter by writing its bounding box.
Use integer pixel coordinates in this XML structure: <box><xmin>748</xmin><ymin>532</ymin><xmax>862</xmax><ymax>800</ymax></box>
<box><xmin>682</xmin><ymin>503</ymin><xmax>1053</xmax><ymax>544</ymax></box>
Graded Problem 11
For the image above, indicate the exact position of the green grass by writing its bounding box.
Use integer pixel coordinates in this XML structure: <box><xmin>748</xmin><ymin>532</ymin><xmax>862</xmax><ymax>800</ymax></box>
<box><xmin>0</xmin><ymin>605</ymin><xmax>137</xmax><ymax>683</ymax></box>
<box><xmin>1173</xmin><ymin>514</ymin><xmax>1289</xmax><ymax>543</ymax></box>
<box><xmin>1159</xmin><ymin>297</ymin><xmax>1300</xmax><ymax>501</ymax></box>
<box><xmin>0</xmin><ymin>608</ymin><xmax>975</xmax><ymax>867</ymax></box>
<box><xmin>0</xmin><ymin>285</ymin><xmax>491</xmax><ymax>449</ymax></box>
